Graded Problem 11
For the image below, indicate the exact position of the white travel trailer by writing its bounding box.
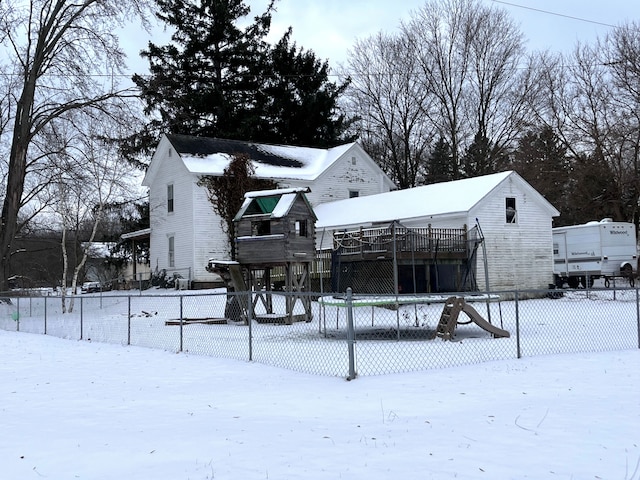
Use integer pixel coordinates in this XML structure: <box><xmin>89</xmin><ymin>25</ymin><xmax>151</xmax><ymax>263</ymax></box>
<box><xmin>553</xmin><ymin>219</ymin><xmax>638</xmax><ymax>288</ymax></box>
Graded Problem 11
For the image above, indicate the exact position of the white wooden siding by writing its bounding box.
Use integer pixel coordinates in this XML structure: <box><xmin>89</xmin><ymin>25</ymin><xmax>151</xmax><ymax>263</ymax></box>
<box><xmin>315</xmin><ymin>177</ymin><xmax>555</xmax><ymax>291</ymax></box>
<box><xmin>191</xmin><ymin>182</ymin><xmax>229</xmax><ymax>281</ymax></box>
<box><xmin>470</xmin><ymin>179</ymin><xmax>555</xmax><ymax>291</ymax></box>
<box><xmin>281</xmin><ymin>148</ymin><xmax>393</xmax><ymax>206</ymax></box>
<box><xmin>148</xmin><ymin>148</ymin><xmax>195</xmax><ymax>278</ymax></box>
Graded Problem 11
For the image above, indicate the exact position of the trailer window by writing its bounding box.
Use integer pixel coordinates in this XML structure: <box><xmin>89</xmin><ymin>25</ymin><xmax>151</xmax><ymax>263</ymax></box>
<box><xmin>506</xmin><ymin>197</ymin><xmax>517</xmax><ymax>223</ymax></box>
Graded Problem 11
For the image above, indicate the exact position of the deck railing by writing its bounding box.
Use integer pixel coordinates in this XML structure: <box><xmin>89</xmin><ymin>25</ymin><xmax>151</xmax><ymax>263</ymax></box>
<box><xmin>332</xmin><ymin>225</ymin><xmax>468</xmax><ymax>256</ymax></box>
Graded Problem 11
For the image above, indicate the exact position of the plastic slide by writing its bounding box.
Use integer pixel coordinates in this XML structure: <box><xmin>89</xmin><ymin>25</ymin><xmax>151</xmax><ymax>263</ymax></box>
<box><xmin>460</xmin><ymin>302</ymin><xmax>510</xmax><ymax>338</ymax></box>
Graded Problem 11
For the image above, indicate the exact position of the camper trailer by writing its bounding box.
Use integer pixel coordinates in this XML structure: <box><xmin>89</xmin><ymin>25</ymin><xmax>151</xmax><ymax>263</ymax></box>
<box><xmin>553</xmin><ymin>219</ymin><xmax>637</xmax><ymax>288</ymax></box>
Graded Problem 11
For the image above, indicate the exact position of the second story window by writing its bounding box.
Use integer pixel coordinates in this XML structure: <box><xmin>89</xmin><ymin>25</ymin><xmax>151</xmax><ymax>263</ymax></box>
<box><xmin>167</xmin><ymin>184</ymin><xmax>174</xmax><ymax>213</ymax></box>
<box><xmin>506</xmin><ymin>197</ymin><xmax>517</xmax><ymax>223</ymax></box>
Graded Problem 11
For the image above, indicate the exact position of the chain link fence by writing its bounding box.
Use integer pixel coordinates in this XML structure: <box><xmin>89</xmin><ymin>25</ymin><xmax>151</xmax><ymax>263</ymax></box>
<box><xmin>1</xmin><ymin>286</ymin><xmax>638</xmax><ymax>378</ymax></box>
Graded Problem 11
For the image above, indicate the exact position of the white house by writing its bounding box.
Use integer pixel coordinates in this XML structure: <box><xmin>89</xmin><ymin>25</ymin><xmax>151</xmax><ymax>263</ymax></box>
<box><xmin>142</xmin><ymin>134</ymin><xmax>395</xmax><ymax>287</ymax></box>
<box><xmin>313</xmin><ymin>171</ymin><xmax>560</xmax><ymax>292</ymax></box>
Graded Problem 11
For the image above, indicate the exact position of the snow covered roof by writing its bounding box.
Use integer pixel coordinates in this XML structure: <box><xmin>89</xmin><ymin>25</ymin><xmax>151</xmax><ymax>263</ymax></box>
<box><xmin>234</xmin><ymin>187</ymin><xmax>316</xmax><ymax>221</ymax></box>
<box><xmin>314</xmin><ymin>171</ymin><xmax>558</xmax><ymax>229</ymax></box>
<box><xmin>167</xmin><ymin>134</ymin><xmax>355</xmax><ymax>181</ymax></box>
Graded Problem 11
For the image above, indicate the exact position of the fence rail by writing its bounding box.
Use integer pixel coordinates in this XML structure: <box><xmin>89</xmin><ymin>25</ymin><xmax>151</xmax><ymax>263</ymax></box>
<box><xmin>1</xmin><ymin>286</ymin><xmax>638</xmax><ymax>378</ymax></box>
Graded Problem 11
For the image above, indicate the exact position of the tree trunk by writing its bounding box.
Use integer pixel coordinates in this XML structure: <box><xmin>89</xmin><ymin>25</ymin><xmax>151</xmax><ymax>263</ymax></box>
<box><xmin>61</xmin><ymin>228</ymin><xmax>68</xmax><ymax>314</ymax></box>
<box><xmin>0</xmin><ymin>53</ymin><xmax>38</xmax><ymax>291</ymax></box>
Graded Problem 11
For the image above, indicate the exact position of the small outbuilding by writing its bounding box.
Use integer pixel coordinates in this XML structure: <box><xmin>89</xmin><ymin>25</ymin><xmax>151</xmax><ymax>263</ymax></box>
<box><xmin>313</xmin><ymin>171</ymin><xmax>560</xmax><ymax>293</ymax></box>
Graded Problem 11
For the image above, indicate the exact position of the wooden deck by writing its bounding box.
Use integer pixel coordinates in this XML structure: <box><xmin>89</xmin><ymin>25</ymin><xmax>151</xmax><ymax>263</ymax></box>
<box><xmin>332</xmin><ymin>225</ymin><xmax>469</xmax><ymax>261</ymax></box>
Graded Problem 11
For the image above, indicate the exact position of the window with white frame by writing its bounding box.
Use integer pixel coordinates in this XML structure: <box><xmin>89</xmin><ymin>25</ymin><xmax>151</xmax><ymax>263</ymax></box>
<box><xmin>168</xmin><ymin>236</ymin><xmax>175</xmax><ymax>267</ymax></box>
<box><xmin>167</xmin><ymin>184</ymin><xmax>174</xmax><ymax>213</ymax></box>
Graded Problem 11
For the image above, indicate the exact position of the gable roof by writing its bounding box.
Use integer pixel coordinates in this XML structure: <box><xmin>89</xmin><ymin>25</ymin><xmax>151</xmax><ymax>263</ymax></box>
<box><xmin>165</xmin><ymin>133</ymin><xmax>358</xmax><ymax>181</ymax></box>
<box><xmin>314</xmin><ymin>171</ymin><xmax>560</xmax><ymax>229</ymax></box>
<box><xmin>234</xmin><ymin>187</ymin><xmax>317</xmax><ymax>221</ymax></box>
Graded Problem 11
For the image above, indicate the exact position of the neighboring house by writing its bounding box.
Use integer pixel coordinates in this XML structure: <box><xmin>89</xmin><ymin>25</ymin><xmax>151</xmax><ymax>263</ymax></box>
<box><xmin>313</xmin><ymin>171</ymin><xmax>560</xmax><ymax>292</ymax></box>
<box><xmin>119</xmin><ymin>228</ymin><xmax>152</xmax><ymax>286</ymax></box>
<box><xmin>80</xmin><ymin>242</ymin><xmax>118</xmax><ymax>286</ymax></box>
<box><xmin>142</xmin><ymin>134</ymin><xmax>395</xmax><ymax>287</ymax></box>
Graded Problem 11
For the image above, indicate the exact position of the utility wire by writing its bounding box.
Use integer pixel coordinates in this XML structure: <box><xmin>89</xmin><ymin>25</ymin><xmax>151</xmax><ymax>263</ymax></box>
<box><xmin>491</xmin><ymin>1</ymin><xmax>619</xmax><ymax>29</ymax></box>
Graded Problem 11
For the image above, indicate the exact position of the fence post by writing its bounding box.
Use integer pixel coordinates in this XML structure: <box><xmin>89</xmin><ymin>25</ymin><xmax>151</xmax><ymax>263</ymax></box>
<box><xmin>44</xmin><ymin>296</ymin><xmax>47</xmax><ymax>335</ymax></box>
<box><xmin>127</xmin><ymin>296</ymin><xmax>131</xmax><ymax>346</ymax></box>
<box><xmin>247</xmin><ymin>290</ymin><xmax>253</xmax><ymax>361</ymax></box>
<box><xmin>346</xmin><ymin>287</ymin><xmax>357</xmax><ymax>380</ymax></box>
<box><xmin>179</xmin><ymin>295</ymin><xmax>183</xmax><ymax>353</ymax></box>
<box><xmin>636</xmin><ymin>287</ymin><xmax>640</xmax><ymax>349</ymax></box>
<box><xmin>515</xmin><ymin>290</ymin><xmax>521</xmax><ymax>359</ymax></box>
<box><xmin>80</xmin><ymin>296</ymin><xmax>83</xmax><ymax>340</ymax></box>
<box><xmin>16</xmin><ymin>297</ymin><xmax>20</xmax><ymax>332</ymax></box>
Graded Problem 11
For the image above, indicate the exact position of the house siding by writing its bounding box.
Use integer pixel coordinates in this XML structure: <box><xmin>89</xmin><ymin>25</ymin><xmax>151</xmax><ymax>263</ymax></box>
<box><xmin>148</xmin><ymin>146</ymin><xmax>195</xmax><ymax>279</ymax></box>
<box><xmin>279</xmin><ymin>146</ymin><xmax>393</xmax><ymax>206</ymax></box>
<box><xmin>470</xmin><ymin>179</ymin><xmax>555</xmax><ymax>291</ymax></box>
<box><xmin>191</xmin><ymin>182</ymin><xmax>228</xmax><ymax>281</ymax></box>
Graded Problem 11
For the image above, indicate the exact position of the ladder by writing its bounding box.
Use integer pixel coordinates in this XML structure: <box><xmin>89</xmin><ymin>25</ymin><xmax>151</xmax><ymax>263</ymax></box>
<box><xmin>434</xmin><ymin>296</ymin><xmax>464</xmax><ymax>341</ymax></box>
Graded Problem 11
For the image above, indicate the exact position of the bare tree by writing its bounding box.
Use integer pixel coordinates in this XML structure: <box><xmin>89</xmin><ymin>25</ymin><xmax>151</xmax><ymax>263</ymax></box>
<box><xmin>403</xmin><ymin>0</ymin><xmax>473</xmax><ymax>176</ymax></box>
<box><xmin>48</xmin><ymin>117</ymin><xmax>140</xmax><ymax>313</ymax></box>
<box><xmin>605</xmin><ymin>22</ymin><xmax>640</xmax><ymax>225</ymax></box>
<box><xmin>344</xmin><ymin>32</ymin><xmax>435</xmax><ymax>188</ymax></box>
<box><xmin>534</xmin><ymin>34</ymin><xmax>640</xmax><ymax>224</ymax></box>
<box><xmin>0</xmin><ymin>0</ymin><xmax>150</xmax><ymax>291</ymax></box>
<box><xmin>403</xmin><ymin>0</ymin><xmax>531</xmax><ymax>176</ymax></box>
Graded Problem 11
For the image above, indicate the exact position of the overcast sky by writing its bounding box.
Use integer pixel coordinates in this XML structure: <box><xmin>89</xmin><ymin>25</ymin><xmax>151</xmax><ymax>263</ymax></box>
<box><xmin>264</xmin><ymin>0</ymin><xmax>640</xmax><ymax>64</ymax></box>
<box><xmin>125</xmin><ymin>1</ymin><xmax>640</xmax><ymax>74</ymax></box>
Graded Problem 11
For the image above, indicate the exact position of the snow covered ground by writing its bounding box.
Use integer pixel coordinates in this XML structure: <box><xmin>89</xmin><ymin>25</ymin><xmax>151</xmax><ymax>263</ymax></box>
<box><xmin>1</xmin><ymin>286</ymin><xmax>639</xmax><ymax>479</ymax></box>
<box><xmin>1</xmin><ymin>329</ymin><xmax>638</xmax><ymax>480</ymax></box>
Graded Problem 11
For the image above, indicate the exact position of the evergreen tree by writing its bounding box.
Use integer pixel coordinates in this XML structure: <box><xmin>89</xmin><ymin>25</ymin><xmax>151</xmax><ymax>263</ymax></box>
<box><xmin>568</xmin><ymin>151</ymin><xmax>621</xmax><ymax>225</ymax></box>
<box><xmin>252</xmin><ymin>29</ymin><xmax>351</xmax><ymax>147</ymax></box>
<box><xmin>511</xmin><ymin>126</ymin><xmax>573</xmax><ymax>222</ymax></box>
<box><xmin>461</xmin><ymin>131</ymin><xmax>505</xmax><ymax>178</ymax></box>
<box><xmin>133</xmin><ymin>0</ymin><xmax>272</xmax><ymax>143</ymax></box>
<box><xmin>130</xmin><ymin>0</ymin><xmax>351</xmax><ymax>157</ymax></box>
<box><xmin>426</xmin><ymin>137</ymin><xmax>456</xmax><ymax>184</ymax></box>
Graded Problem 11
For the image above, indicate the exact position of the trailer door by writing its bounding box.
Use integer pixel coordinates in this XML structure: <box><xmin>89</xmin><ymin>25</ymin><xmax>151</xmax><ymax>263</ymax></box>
<box><xmin>553</xmin><ymin>231</ymin><xmax>568</xmax><ymax>276</ymax></box>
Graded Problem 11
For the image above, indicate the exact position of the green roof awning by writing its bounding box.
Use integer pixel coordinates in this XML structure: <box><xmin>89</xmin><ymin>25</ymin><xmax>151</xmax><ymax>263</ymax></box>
<box><xmin>254</xmin><ymin>196</ymin><xmax>279</xmax><ymax>214</ymax></box>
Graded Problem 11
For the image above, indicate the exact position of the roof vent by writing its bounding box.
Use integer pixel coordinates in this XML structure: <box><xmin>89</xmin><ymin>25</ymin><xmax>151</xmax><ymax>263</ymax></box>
<box><xmin>600</xmin><ymin>218</ymin><xmax>613</xmax><ymax>223</ymax></box>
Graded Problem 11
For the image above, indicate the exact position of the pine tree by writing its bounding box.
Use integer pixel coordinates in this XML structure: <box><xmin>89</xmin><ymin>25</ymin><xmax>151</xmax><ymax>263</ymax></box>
<box><xmin>133</xmin><ymin>0</ymin><xmax>273</xmax><ymax>143</ymax></box>
<box><xmin>252</xmin><ymin>29</ymin><xmax>351</xmax><ymax>147</ymax></box>
<box><xmin>130</xmin><ymin>0</ymin><xmax>351</xmax><ymax>156</ymax></box>
<box><xmin>462</xmin><ymin>131</ymin><xmax>504</xmax><ymax>178</ymax></box>
<box><xmin>426</xmin><ymin>137</ymin><xmax>457</xmax><ymax>184</ymax></box>
<box><xmin>511</xmin><ymin>125</ymin><xmax>573</xmax><ymax>222</ymax></box>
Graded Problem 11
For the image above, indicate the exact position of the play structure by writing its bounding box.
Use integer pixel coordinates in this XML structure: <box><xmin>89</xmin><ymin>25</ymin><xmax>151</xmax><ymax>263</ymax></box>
<box><xmin>434</xmin><ymin>296</ymin><xmax>510</xmax><ymax>341</ymax></box>
<box><xmin>207</xmin><ymin>187</ymin><xmax>316</xmax><ymax>324</ymax></box>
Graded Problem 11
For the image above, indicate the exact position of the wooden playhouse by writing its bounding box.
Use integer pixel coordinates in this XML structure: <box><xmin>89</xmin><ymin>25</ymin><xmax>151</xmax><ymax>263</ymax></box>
<box><xmin>232</xmin><ymin>187</ymin><xmax>317</xmax><ymax>323</ymax></box>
